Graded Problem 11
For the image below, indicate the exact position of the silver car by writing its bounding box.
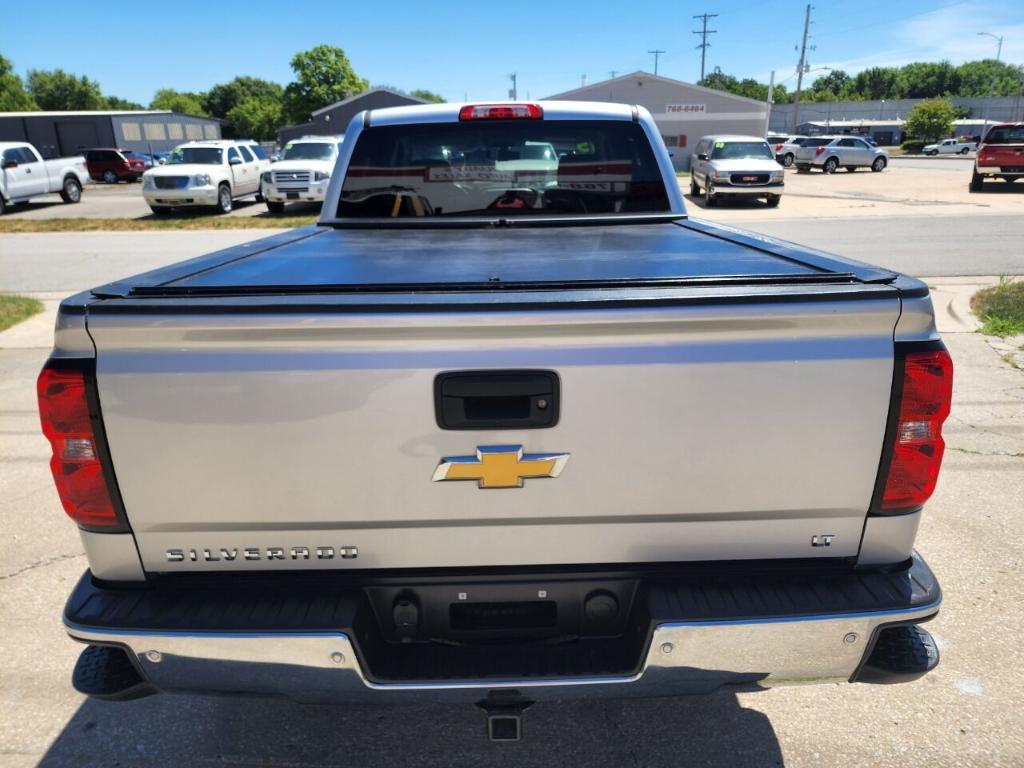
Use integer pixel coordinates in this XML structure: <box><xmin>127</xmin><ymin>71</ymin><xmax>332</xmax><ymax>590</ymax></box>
<box><xmin>794</xmin><ymin>136</ymin><xmax>889</xmax><ymax>174</ymax></box>
<box><xmin>690</xmin><ymin>135</ymin><xmax>785</xmax><ymax>207</ymax></box>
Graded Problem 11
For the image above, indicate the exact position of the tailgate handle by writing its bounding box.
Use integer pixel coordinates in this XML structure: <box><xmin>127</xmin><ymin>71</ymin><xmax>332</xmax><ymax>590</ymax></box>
<box><xmin>435</xmin><ymin>371</ymin><xmax>559</xmax><ymax>430</ymax></box>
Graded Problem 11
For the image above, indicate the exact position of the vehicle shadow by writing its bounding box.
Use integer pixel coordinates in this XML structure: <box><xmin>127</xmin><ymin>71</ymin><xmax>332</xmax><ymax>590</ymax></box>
<box><xmin>37</xmin><ymin>690</ymin><xmax>784</xmax><ymax>767</ymax></box>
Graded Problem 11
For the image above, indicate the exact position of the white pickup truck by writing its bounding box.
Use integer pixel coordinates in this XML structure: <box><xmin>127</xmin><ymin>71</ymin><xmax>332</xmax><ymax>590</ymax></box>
<box><xmin>0</xmin><ymin>142</ymin><xmax>88</xmax><ymax>214</ymax></box>
<box><xmin>922</xmin><ymin>138</ymin><xmax>974</xmax><ymax>155</ymax></box>
<box><xmin>41</xmin><ymin>102</ymin><xmax>949</xmax><ymax>741</ymax></box>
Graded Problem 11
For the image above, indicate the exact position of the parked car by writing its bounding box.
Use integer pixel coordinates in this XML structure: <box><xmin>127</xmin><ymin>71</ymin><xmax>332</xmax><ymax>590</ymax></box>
<box><xmin>772</xmin><ymin>136</ymin><xmax>808</xmax><ymax>167</ymax></box>
<box><xmin>969</xmin><ymin>123</ymin><xmax>1024</xmax><ymax>192</ymax></box>
<box><xmin>794</xmin><ymin>136</ymin><xmax>889</xmax><ymax>173</ymax></box>
<box><xmin>141</xmin><ymin>140</ymin><xmax>271</xmax><ymax>214</ymax></box>
<box><xmin>690</xmin><ymin>135</ymin><xmax>784</xmax><ymax>207</ymax></box>
<box><xmin>0</xmin><ymin>142</ymin><xmax>88</xmax><ymax>214</ymax></box>
<box><xmin>42</xmin><ymin>104</ymin><xmax>950</xmax><ymax>731</ymax></box>
<box><xmin>85</xmin><ymin>148</ymin><xmax>145</xmax><ymax>183</ymax></box>
<box><xmin>923</xmin><ymin>139</ymin><xmax>973</xmax><ymax>156</ymax></box>
<box><xmin>261</xmin><ymin>135</ymin><xmax>345</xmax><ymax>213</ymax></box>
<box><xmin>123</xmin><ymin>151</ymin><xmax>153</xmax><ymax>170</ymax></box>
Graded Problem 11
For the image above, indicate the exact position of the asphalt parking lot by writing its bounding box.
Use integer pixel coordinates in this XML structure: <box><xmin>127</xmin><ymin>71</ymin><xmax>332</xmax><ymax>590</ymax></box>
<box><xmin>2</xmin><ymin>155</ymin><xmax>1023</xmax><ymax>768</ymax></box>
<box><xmin>2</xmin><ymin>181</ymin><xmax>318</xmax><ymax>220</ymax></box>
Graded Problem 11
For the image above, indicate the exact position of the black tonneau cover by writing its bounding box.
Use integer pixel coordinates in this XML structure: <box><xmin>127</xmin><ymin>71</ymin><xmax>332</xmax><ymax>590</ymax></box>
<box><xmin>91</xmin><ymin>220</ymin><xmax>898</xmax><ymax>300</ymax></box>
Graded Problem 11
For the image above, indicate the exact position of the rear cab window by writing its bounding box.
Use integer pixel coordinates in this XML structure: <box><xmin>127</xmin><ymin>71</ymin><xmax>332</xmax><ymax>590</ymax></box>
<box><xmin>984</xmin><ymin>126</ymin><xmax>1024</xmax><ymax>144</ymax></box>
<box><xmin>336</xmin><ymin>120</ymin><xmax>670</xmax><ymax>219</ymax></box>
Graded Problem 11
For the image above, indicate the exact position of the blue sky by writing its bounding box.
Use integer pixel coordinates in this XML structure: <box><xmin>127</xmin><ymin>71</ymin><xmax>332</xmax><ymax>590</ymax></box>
<box><xmin>3</xmin><ymin>0</ymin><xmax>1022</xmax><ymax>105</ymax></box>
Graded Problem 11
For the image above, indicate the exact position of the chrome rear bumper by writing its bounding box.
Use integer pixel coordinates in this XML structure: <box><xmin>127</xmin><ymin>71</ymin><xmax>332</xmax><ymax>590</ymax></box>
<box><xmin>64</xmin><ymin>554</ymin><xmax>941</xmax><ymax>703</ymax></box>
<box><xmin>67</xmin><ymin>600</ymin><xmax>939</xmax><ymax>703</ymax></box>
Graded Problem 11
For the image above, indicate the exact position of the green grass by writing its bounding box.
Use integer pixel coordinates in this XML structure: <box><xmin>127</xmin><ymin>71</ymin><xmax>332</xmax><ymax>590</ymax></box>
<box><xmin>971</xmin><ymin>277</ymin><xmax>1024</xmax><ymax>337</ymax></box>
<box><xmin>0</xmin><ymin>216</ymin><xmax>316</xmax><ymax>233</ymax></box>
<box><xmin>0</xmin><ymin>295</ymin><xmax>44</xmax><ymax>332</ymax></box>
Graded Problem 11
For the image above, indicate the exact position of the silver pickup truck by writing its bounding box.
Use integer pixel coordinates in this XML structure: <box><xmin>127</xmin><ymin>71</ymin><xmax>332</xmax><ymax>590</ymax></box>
<box><xmin>40</xmin><ymin>102</ymin><xmax>950</xmax><ymax>740</ymax></box>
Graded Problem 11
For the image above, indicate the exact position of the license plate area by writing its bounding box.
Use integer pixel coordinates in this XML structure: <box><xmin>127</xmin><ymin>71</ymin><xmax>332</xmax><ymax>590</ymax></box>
<box><xmin>450</xmin><ymin>600</ymin><xmax>557</xmax><ymax>631</ymax></box>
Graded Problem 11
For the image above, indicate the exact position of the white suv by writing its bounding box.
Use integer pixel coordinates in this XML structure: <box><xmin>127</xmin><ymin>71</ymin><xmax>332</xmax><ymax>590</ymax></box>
<box><xmin>261</xmin><ymin>135</ymin><xmax>344</xmax><ymax>213</ymax></box>
<box><xmin>142</xmin><ymin>140</ymin><xmax>270</xmax><ymax>214</ymax></box>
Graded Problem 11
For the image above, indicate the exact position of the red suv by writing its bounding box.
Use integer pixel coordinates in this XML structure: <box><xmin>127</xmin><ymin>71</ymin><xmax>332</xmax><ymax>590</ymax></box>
<box><xmin>970</xmin><ymin>123</ymin><xmax>1024</xmax><ymax>192</ymax></box>
<box><xmin>85</xmin><ymin>148</ymin><xmax>146</xmax><ymax>183</ymax></box>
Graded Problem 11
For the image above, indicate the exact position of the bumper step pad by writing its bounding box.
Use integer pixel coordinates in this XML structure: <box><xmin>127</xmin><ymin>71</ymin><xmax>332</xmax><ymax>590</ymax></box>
<box><xmin>72</xmin><ymin>644</ymin><xmax>154</xmax><ymax>701</ymax></box>
<box><xmin>855</xmin><ymin>624</ymin><xmax>940</xmax><ymax>684</ymax></box>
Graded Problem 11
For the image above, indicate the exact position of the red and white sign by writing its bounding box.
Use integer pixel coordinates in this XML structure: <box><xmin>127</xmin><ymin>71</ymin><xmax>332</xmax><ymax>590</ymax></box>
<box><xmin>666</xmin><ymin>104</ymin><xmax>706</xmax><ymax>114</ymax></box>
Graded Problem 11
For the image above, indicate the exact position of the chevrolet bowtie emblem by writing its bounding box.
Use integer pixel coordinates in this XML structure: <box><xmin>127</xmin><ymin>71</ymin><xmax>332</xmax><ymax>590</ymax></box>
<box><xmin>432</xmin><ymin>445</ymin><xmax>569</xmax><ymax>489</ymax></box>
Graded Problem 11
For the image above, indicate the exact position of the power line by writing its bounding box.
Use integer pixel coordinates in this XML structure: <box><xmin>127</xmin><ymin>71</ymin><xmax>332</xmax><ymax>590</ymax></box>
<box><xmin>791</xmin><ymin>4</ymin><xmax>813</xmax><ymax>133</ymax></box>
<box><xmin>692</xmin><ymin>13</ymin><xmax>719</xmax><ymax>81</ymax></box>
<box><xmin>648</xmin><ymin>50</ymin><xmax>666</xmax><ymax>75</ymax></box>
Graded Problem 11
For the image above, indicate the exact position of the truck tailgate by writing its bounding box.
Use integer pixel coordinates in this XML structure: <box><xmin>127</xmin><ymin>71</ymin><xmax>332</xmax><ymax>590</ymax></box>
<box><xmin>89</xmin><ymin>320</ymin><xmax>901</xmax><ymax>570</ymax></box>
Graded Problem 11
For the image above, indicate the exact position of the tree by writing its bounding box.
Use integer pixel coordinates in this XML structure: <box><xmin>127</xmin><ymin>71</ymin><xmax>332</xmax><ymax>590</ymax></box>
<box><xmin>227</xmin><ymin>97</ymin><xmax>283</xmax><ymax>141</ymax></box>
<box><xmin>410</xmin><ymin>88</ymin><xmax>444</xmax><ymax>103</ymax></box>
<box><xmin>150</xmin><ymin>88</ymin><xmax>208</xmax><ymax>115</ymax></box>
<box><xmin>203</xmin><ymin>76</ymin><xmax>282</xmax><ymax>119</ymax></box>
<box><xmin>283</xmin><ymin>44</ymin><xmax>368</xmax><ymax>124</ymax></box>
<box><xmin>105</xmin><ymin>96</ymin><xmax>144</xmax><ymax>111</ymax></box>
<box><xmin>898</xmin><ymin>61</ymin><xmax>959</xmax><ymax>99</ymax></box>
<box><xmin>849</xmin><ymin>67</ymin><xmax>902</xmax><ymax>100</ymax></box>
<box><xmin>0</xmin><ymin>53</ymin><xmax>37</xmax><ymax>111</ymax></box>
<box><xmin>26</xmin><ymin>69</ymin><xmax>106</xmax><ymax>110</ymax></box>
<box><xmin>904</xmin><ymin>99</ymin><xmax>956</xmax><ymax>143</ymax></box>
<box><xmin>698</xmin><ymin>70</ymin><xmax>785</xmax><ymax>103</ymax></box>
<box><xmin>955</xmin><ymin>59</ymin><xmax>1024</xmax><ymax>97</ymax></box>
<box><xmin>809</xmin><ymin>69</ymin><xmax>851</xmax><ymax>100</ymax></box>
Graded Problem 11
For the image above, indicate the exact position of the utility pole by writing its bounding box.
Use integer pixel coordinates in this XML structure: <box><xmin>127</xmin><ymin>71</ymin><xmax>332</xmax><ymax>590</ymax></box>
<box><xmin>508</xmin><ymin>72</ymin><xmax>517</xmax><ymax>101</ymax></box>
<box><xmin>791</xmin><ymin>4</ymin><xmax>813</xmax><ymax>133</ymax></box>
<box><xmin>764</xmin><ymin>70</ymin><xmax>775</xmax><ymax>136</ymax></box>
<box><xmin>977</xmin><ymin>32</ymin><xmax>1004</xmax><ymax>130</ymax></box>
<box><xmin>692</xmin><ymin>13</ymin><xmax>718</xmax><ymax>81</ymax></box>
<box><xmin>648</xmin><ymin>50</ymin><xmax>666</xmax><ymax>75</ymax></box>
<box><xmin>581</xmin><ymin>74</ymin><xmax>587</xmax><ymax>88</ymax></box>
<box><xmin>609</xmin><ymin>70</ymin><xmax>620</xmax><ymax>79</ymax></box>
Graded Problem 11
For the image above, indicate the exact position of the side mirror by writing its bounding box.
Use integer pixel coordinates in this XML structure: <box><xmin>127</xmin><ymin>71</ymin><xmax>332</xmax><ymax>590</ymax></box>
<box><xmin>1</xmin><ymin>159</ymin><xmax>17</xmax><ymax>169</ymax></box>
<box><xmin>696</xmin><ymin>153</ymin><xmax>708</xmax><ymax>161</ymax></box>
<box><xmin>229</xmin><ymin>156</ymin><xmax>242</xmax><ymax>165</ymax></box>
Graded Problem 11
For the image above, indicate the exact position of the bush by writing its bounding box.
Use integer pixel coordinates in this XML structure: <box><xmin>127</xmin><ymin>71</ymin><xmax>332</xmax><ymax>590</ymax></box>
<box><xmin>971</xmin><ymin>277</ymin><xmax>1024</xmax><ymax>337</ymax></box>
<box><xmin>900</xmin><ymin>140</ymin><xmax>927</xmax><ymax>154</ymax></box>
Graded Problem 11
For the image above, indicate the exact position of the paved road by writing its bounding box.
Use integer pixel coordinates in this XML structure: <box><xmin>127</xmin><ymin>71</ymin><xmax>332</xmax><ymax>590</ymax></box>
<box><xmin>890</xmin><ymin>156</ymin><xmax>975</xmax><ymax>171</ymax></box>
<box><xmin>2</xmin><ymin>212</ymin><xmax>1020</xmax><ymax>295</ymax></box>
<box><xmin>720</xmin><ymin>213</ymin><xmax>1024</xmax><ymax>277</ymax></box>
<box><xmin>0</xmin><ymin>230</ymin><xmax>280</xmax><ymax>293</ymax></box>
<box><xmin>2</xmin><ymin>182</ymin><xmax>314</xmax><ymax>220</ymax></box>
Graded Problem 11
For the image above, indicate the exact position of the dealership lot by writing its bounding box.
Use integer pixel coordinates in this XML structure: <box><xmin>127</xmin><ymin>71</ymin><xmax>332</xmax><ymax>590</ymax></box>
<box><xmin>4</xmin><ymin>158</ymin><xmax>1024</xmax><ymax>224</ymax></box>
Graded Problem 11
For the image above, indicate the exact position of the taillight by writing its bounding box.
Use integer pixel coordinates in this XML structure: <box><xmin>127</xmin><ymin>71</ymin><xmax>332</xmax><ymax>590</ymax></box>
<box><xmin>37</xmin><ymin>365</ymin><xmax>121</xmax><ymax>529</ymax></box>
<box><xmin>815</xmin><ymin>146</ymin><xmax>825</xmax><ymax>156</ymax></box>
<box><xmin>459</xmin><ymin>103</ymin><xmax>543</xmax><ymax>121</ymax></box>
<box><xmin>880</xmin><ymin>348</ymin><xmax>953</xmax><ymax>511</ymax></box>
